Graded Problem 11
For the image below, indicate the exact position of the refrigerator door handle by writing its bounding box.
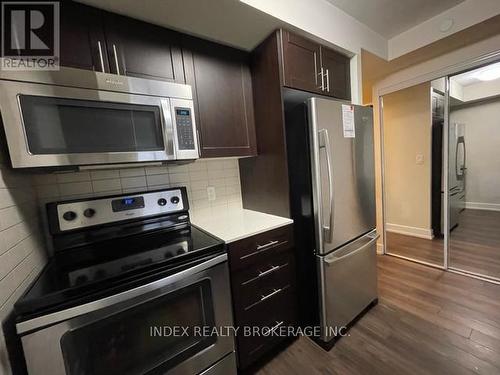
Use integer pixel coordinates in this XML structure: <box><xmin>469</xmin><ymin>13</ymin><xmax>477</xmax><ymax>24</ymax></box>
<box><xmin>324</xmin><ymin>234</ymin><xmax>379</xmax><ymax>265</ymax></box>
<box><xmin>319</xmin><ymin>128</ymin><xmax>334</xmax><ymax>243</ymax></box>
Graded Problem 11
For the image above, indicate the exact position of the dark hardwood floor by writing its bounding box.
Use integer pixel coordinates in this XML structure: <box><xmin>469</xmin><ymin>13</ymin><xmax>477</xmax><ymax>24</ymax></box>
<box><xmin>450</xmin><ymin>209</ymin><xmax>500</xmax><ymax>279</ymax></box>
<box><xmin>385</xmin><ymin>209</ymin><xmax>500</xmax><ymax>279</ymax></box>
<box><xmin>256</xmin><ymin>255</ymin><xmax>500</xmax><ymax>375</ymax></box>
<box><xmin>386</xmin><ymin>231</ymin><xmax>444</xmax><ymax>265</ymax></box>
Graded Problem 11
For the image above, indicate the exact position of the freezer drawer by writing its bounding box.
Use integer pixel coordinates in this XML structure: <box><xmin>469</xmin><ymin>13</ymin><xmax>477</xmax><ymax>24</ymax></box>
<box><xmin>317</xmin><ymin>231</ymin><xmax>378</xmax><ymax>342</ymax></box>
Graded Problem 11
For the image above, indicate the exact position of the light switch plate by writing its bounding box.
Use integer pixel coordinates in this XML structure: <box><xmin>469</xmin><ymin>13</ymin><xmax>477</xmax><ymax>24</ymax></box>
<box><xmin>416</xmin><ymin>154</ymin><xmax>424</xmax><ymax>165</ymax></box>
<box><xmin>207</xmin><ymin>186</ymin><xmax>216</xmax><ymax>201</ymax></box>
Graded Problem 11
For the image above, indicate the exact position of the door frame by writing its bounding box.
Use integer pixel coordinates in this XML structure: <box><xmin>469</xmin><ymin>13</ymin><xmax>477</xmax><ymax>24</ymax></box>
<box><xmin>376</xmin><ymin>48</ymin><xmax>500</xmax><ymax>279</ymax></box>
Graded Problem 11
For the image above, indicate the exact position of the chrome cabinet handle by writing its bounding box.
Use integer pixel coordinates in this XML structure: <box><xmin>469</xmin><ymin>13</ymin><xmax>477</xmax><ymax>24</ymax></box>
<box><xmin>257</xmin><ymin>240</ymin><xmax>279</xmax><ymax>251</ymax></box>
<box><xmin>261</xmin><ymin>288</ymin><xmax>282</xmax><ymax>301</ymax></box>
<box><xmin>325</xmin><ymin>68</ymin><xmax>330</xmax><ymax>92</ymax></box>
<box><xmin>97</xmin><ymin>41</ymin><xmax>105</xmax><ymax>72</ymax></box>
<box><xmin>258</xmin><ymin>265</ymin><xmax>279</xmax><ymax>277</ymax></box>
<box><xmin>319</xmin><ymin>129</ymin><xmax>334</xmax><ymax>243</ymax></box>
<box><xmin>270</xmin><ymin>321</ymin><xmax>284</xmax><ymax>332</ymax></box>
<box><xmin>318</xmin><ymin>66</ymin><xmax>325</xmax><ymax>90</ymax></box>
<box><xmin>112</xmin><ymin>44</ymin><xmax>121</xmax><ymax>75</ymax></box>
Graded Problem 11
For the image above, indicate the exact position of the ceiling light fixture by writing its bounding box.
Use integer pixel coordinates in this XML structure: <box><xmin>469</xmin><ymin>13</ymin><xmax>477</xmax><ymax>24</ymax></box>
<box><xmin>476</xmin><ymin>65</ymin><xmax>500</xmax><ymax>81</ymax></box>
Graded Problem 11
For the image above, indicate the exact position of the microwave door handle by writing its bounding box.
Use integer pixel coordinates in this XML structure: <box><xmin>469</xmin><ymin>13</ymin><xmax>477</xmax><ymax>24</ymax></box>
<box><xmin>318</xmin><ymin>129</ymin><xmax>334</xmax><ymax>243</ymax></box>
<box><xmin>112</xmin><ymin>44</ymin><xmax>121</xmax><ymax>75</ymax></box>
<box><xmin>160</xmin><ymin>99</ymin><xmax>175</xmax><ymax>158</ymax></box>
<box><xmin>97</xmin><ymin>41</ymin><xmax>105</xmax><ymax>73</ymax></box>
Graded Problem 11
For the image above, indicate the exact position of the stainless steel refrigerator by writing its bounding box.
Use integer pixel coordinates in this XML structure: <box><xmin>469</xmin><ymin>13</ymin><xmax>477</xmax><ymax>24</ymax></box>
<box><xmin>285</xmin><ymin>94</ymin><xmax>378</xmax><ymax>346</ymax></box>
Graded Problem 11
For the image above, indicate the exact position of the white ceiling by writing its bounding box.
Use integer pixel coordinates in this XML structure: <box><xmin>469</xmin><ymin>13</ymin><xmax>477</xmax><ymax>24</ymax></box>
<box><xmin>325</xmin><ymin>0</ymin><xmax>465</xmax><ymax>38</ymax></box>
<box><xmin>77</xmin><ymin>0</ymin><xmax>282</xmax><ymax>51</ymax></box>
<box><xmin>452</xmin><ymin>62</ymin><xmax>500</xmax><ymax>86</ymax></box>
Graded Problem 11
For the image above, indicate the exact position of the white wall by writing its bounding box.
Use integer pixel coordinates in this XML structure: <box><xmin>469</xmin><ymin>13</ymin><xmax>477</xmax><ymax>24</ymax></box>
<box><xmin>450</xmin><ymin>99</ymin><xmax>500</xmax><ymax>210</ymax></box>
<box><xmin>240</xmin><ymin>0</ymin><xmax>387</xmax><ymax>57</ymax></box>
<box><xmin>462</xmin><ymin>79</ymin><xmax>500</xmax><ymax>102</ymax></box>
<box><xmin>388</xmin><ymin>0</ymin><xmax>500</xmax><ymax>59</ymax></box>
<box><xmin>383</xmin><ymin>83</ymin><xmax>433</xmax><ymax>238</ymax></box>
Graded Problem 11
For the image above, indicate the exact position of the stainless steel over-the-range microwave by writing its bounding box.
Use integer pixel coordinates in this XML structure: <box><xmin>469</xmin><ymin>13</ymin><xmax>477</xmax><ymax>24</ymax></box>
<box><xmin>0</xmin><ymin>66</ymin><xmax>199</xmax><ymax>169</ymax></box>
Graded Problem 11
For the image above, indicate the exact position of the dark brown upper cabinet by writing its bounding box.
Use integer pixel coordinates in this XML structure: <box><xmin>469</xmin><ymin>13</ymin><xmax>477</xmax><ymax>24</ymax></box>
<box><xmin>59</xmin><ymin>2</ymin><xmax>185</xmax><ymax>83</ymax></box>
<box><xmin>59</xmin><ymin>1</ymin><xmax>109</xmax><ymax>72</ymax></box>
<box><xmin>281</xmin><ymin>30</ymin><xmax>322</xmax><ymax>94</ymax></box>
<box><xmin>320</xmin><ymin>46</ymin><xmax>351</xmax><ymax>100</ymax></box>
<box><xmin>102</xmin><ymin>13</ymin><xmax>185</xmax><ymax>83</ymax></box>
<box><xmin>183</xmin><ymin>37</ymin><xmax>257</xmax><ymax>158</ymax></box>
<box><xmin>280</xmin><ymin>30</ymin><xmax>351</xmax><ymax>100</ymax></box>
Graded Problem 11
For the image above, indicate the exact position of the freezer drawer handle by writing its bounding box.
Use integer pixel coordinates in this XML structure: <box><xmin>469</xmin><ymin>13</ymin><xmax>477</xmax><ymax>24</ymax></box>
<box><xmin>318</xmin><ymin>129</ymin><xmax>334</xmax><ymax>243</ymax></box>
<box><xmin>325</xmin><ymin>235</ymin><xmax>379</xmax><ymax>266</ymax></box>
<box><xmin>261</xmin><ymin>288</ymin><xmax>282</xmax><ymax>301</ymax></box>
<box><xmin>258</xmin><ymin>265</ymin><xmax>280</xmax><ymax>277</ymax></box>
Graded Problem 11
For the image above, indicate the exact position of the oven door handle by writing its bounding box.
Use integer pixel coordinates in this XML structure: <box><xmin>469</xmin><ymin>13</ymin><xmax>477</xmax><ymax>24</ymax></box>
<box><xmin>16</xmin><ymin>253</ymin><xmax>228</xmax><ymax>335</ymax></box>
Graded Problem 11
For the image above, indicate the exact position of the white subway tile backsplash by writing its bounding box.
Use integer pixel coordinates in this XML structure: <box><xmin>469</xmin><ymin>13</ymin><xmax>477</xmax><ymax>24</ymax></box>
<box><xmin>168</xmin><ymin>163</ymin><xmax>189</xmax><ymax>174</ymax></box>
<box><xmin>119</xmin><ymin>168</ymin><xmax>146</xmax><ymax>178</ymax></box>
<box><xmin>145</xmin><ymin>166</ymin><xmax>169</xmax><ymax>175</ymax></box>
<box><xmin>30</xmin><ymin>160</ymin><xmax>243</xmax><ymax>215</ymax></box>
<box><xmin>121</xmin><ymin>176</ymin><xmax>147</xmax><ymax>189</ymax></box>
<box><xmin>169</xmin><ymin>172</ymin><xmax>190</xmax><ymax>184</ymax></box>
<box><xmin>59</xmin><ymin>181</ymin><xmax>93</xmax><ymax>197</ymax></box>
<box><xmin>56</xmin><ymin>171</ymin><xmax>90</xmax><ymax>184</ymax></box>
<box><xmin>189</xmin><ymin>170</ymin><xmax>208</xmax><ymax>181</ymax></box>
<box><xmin>90</xmin><ymin>170</ymin><xmax>120</xmax><ymax>180</ymax></box>
<box><xmin>92</xmin><ymin>178</ymin><xmax>122</xmax><ymax>193</ymax></box>
<box><xmin>36</xmin><ymin>184</ymin><xmax>60</xmax><ymax>199</ymax></box>
<box><xmin>146</xmin><ymin>174</ymin><xmax>170</xmax><ymax>187</ymax></box>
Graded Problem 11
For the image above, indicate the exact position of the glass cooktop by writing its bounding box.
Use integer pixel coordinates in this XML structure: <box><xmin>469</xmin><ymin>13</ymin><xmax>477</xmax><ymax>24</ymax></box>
<box><xmin>15</xmin><ymin>225</ymin><xmax>224</xmax><ymax>318</ymax></box>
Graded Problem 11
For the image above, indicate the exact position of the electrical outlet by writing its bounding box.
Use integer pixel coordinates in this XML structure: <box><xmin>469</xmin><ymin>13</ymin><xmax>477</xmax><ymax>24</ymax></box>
<box><xmin>207</xmin><ymin>186</ymin><xmax>216</xmax><ymax>201</ymax></box>
<box><xmin>416</xmin><ymin>154</ymin><xmax>424</xmax><ymax>165</ymax></box>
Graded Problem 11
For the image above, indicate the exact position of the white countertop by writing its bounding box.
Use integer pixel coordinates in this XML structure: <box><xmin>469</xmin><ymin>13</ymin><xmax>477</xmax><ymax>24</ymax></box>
<box><xmin>191</xmin><ymin>209</ymin><xmax>293</xmax><ymax>243</ymax></box>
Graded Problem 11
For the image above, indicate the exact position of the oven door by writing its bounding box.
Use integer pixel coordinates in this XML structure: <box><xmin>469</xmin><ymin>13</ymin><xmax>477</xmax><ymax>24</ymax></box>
<box><xmin>0</xmin><ymin>79</ymin><xmax>181</xmax><ymax>168</ymax></box>
<box><xmin>17</xmin><ymin>254</ymin><xmax>235</xmax><ymax>375</ymax></box>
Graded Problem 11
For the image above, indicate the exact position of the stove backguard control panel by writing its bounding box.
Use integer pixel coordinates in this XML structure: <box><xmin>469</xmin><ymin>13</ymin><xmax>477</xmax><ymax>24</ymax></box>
<box><xmin>55</xmin><ymin>189</ymin><xmax>186</xmax><ymax>232</ymax></box>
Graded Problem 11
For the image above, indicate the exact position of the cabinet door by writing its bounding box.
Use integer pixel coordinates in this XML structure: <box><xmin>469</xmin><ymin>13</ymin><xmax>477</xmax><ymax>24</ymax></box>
<box><xmin>103</xmin><ymin>13</ymin><xmax>185</xmax><ymax>82</ymax></box>
<box><xmin>320</xmin><ymin>46</ymin><xmax>351</xmax><ymax>100</ymax></box>
<box><xmin>184</xmin><ymin>38</ymin><xmax>257</xmax><ymax>158</ymax></box>
<box><xmin>59</xmin><ymin>1</ymin><xmax>109</xmax><ymax>72</ymax></box>
<box><xmin>281</xmin><ymin>30</ymin><xmax>323</xmax><ymax>94</ymax></box>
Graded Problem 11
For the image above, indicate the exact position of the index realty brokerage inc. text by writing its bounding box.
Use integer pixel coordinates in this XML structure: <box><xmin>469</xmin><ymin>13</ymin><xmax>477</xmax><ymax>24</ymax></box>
<box><xmin>150</xmin><ymin>325</ymin><xmax>350</xmax><ymax>338</ymax></box>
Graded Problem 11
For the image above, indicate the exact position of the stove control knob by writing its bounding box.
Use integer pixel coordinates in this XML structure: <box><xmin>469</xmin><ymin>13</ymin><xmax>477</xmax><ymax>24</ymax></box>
<box><xmin>63</xmin><ymin>211</ymin><xmax>77</xmax><ymax>221</ymax></box>
<box><xmin>170</xmin><ymin>196</ymin><xmax>180</xmax><ymax>204</ymax></box>
<box><xmin>83</xmin><ymin>208</ymin><xmax>96</xmax><ymax>218</ymax></box>
<box><xmin>158</xmin><ymin>198</ymin><xmax>167</xmax><ymax>206</ymax></box>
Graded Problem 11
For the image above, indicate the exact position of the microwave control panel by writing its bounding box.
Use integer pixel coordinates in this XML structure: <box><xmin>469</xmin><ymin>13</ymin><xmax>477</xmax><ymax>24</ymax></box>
<box><xmin>174</xmin><ymin>108</ymin><xmax>195</xmax><ymax>150</ymax></box>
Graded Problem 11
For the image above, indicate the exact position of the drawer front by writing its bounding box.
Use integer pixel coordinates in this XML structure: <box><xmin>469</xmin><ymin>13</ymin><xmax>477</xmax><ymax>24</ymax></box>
<box><xmin>228</xmin><ymin>225</ymin><xmax>293</xmax><ymax>270</ymax></box>
<box><xmin>232</xmin><ymin>252</ymin><xmax>293</xmax><ymax>313</ymax></box>
<box><xmin>235</xmin><ymin>286</ymin><xmax>296</xmax><ymax>369</ymax></box>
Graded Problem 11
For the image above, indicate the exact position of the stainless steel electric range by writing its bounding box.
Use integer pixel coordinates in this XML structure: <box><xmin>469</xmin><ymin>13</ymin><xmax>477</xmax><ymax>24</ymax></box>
<box><xmin>14</xmin><ymin>187</ymin><xmax>236</xmax><ymax>375</ymax></box>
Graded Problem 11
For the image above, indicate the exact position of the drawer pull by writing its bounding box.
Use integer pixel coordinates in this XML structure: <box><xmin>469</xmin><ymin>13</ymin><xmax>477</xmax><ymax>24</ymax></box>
<box><xmin>270</xmin><ymin>321</ymin><xmax>284</xmax><ymax>332</ymax></box>
<box><xmin>240</xmin><ymin>240</ymin><xmax>287</xmax><ymax>260</ymax></box>
<box><xmin>258</xmin><ymin>265</ymin><xmax>279</xmax><ymax>277</ymax></box>
<box><xmin>257</xmin><ymin>240</ymin><xmax>279</xmax><ymax>251</ymax></box>
<box><xmin>261</xmin><ymin>288</ymin><xmax>282</xmax><ymax>301</ymax></box>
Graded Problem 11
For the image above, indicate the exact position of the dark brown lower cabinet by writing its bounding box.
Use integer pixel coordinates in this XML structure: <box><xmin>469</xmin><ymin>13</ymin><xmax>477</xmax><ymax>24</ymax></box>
<box><xmin>227</xmin><ymin>225</ymin><xmax>297</xmax><ymax>370</ymax></box>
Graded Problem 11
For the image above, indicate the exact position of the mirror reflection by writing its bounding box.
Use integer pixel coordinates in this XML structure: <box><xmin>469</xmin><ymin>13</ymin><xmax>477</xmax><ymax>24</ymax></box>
<box><xmin>383</xmin><ymin>82</ymin><xmax>444</xmax><ymax>266</ymax></box>
<box><xmin>448</xmin><ymin>62</ymin><xmax>500</xmax><ymax>279</ymax></box>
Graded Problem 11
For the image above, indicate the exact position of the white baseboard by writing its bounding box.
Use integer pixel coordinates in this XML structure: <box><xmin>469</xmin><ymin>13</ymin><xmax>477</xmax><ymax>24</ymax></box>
<box><xmin>465</xmin><ymin>202</ymin><xmax>500</xmax><ymax>212</ymax></box>
<box><xmin>386</xmin><ymin>223</ymin><xmax>434</xmax><ymax>240</ymax></box>
<box><xmin>376</xmin><ymin>242</ymin><xmax>384</xmax><ymax>255</ymax></box>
